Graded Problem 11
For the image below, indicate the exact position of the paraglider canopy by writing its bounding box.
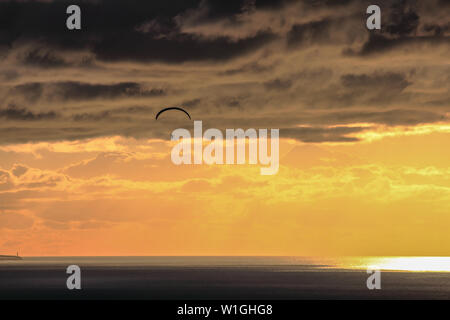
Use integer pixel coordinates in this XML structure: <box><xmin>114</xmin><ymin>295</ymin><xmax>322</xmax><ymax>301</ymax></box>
<box><xmin>155</xmin><ymin>107</ymin><xmax>191</xmax><ymax>120</ymax></box>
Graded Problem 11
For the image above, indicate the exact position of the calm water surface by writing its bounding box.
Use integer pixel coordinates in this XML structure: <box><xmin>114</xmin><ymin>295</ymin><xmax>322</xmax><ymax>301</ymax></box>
<box><xmin>0</xmin><ymin>256</ymin><xmax>449</xmax><ymax>299</ymax></box>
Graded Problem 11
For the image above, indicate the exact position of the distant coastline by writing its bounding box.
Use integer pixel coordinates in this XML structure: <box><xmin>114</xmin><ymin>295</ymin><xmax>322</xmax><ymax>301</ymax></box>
<box><xmin>0</xmin><ymin>255</ymin><xmax>22</xmax><ymax>260</ymax></box>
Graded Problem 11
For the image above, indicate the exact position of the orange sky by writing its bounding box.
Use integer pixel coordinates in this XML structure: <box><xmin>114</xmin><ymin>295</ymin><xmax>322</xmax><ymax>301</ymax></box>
<box><xmin>1</xmin><ymin>123</ymin><xmax>449</xmax><ymax>256</ymax></box>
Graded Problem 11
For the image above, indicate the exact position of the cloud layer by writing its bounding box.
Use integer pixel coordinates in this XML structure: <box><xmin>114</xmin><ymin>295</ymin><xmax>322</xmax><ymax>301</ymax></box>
<box><xmin>0</xmin><ymin>0</ymin><xmax>448</xmax><ymax>144</ymax></box>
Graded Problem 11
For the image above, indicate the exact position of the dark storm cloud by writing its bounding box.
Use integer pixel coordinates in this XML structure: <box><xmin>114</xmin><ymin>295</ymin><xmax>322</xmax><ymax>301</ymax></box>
<box><xmin>182</xmin><ymin>99</ymin><xmax>203</xmax><ymax>109</ymax></box>
<box><xmin>174</xmin><ymin>0</ymin><xmax>303</xmax><ymax>27</ymax></box>
<box><xmin>281</xmin><ymin>126</ymin><xmax>366</xmax><ymax>143</ymax></box>
<box><xmin>179</xmin><ymin>0</ymin><xmax>247</xmax><ymax>24</ymax></box>
<box><xmin>20</xmin><ymin>48</ymin><xmax>70</xmax><ymax>68</ymax></box>
<box><xmin>10</xmin><ymin>83</ymin><xmax>43</xmax><ymax>103</ymax></box>
<box><xmin>422</xmin><ymin>23</ymin><xmax>450</xmax><ymax>36</ymax></box>
<box><xmin>6</xmin><ymin>82</ymin><xmax>165</xmax><ymax>103</ymax></box>
<box><xmin>385</xmin><ymin>1</ymin><xmax>419</xmax><ymax>36</ymax></box>
<box><xmin>220</xmin><ymin>61</ymin><xmax>276</xmax><ymax>75</ymax></box>
<box><xmin>0</xmin><ymin>0</ymin><xmax>200</xmax><ymax>41</ymax></box>
<box><xmin>340</xmin><ymin>72</ymin><xmax>411</xmax><ymax>91</ymax></box>
<box><xmin>0</xmin><ymin>0</ymin><xmax>448</xmax><ymax>145</ymax></box>
<box><xmin>292</xmin><ymin>71</ymin><xmax>413</xmax><ymax>109</ymax></box>
<box><xmin>70</xmin><ymin>104</ymin><xmax>151</xmax><ymax>122</ymax></box>
<box><xmin>0</xmin><ymin>0</ymin><xmax>447</xmax><ymax>63</ymax></box>
<box><xmin>330</xmin><ymin>71</ymin><xmax>412</xmax><ymax>107</ymax></box>
<box><xmin>287</xmin><ymin>19</ymin><xmax>331</xmax><ymax>48</ymax></box>
<box><xmin>345</xmin><ymin>0</ymin><xmax>449</xmax><ymax>56</ymax></box>
<box><xmin>351</xmin><ymin>33</ymin><xmax>449</xmax><ymax>56</ymax></box>
<box><xmin>49</xmin><ymin>82</ymin><xmax>165</xmax><ymax>101</ymax></box>
<box><xmin>0</xmin><ymin>0</ymin><xmax>277</xmax><ymax>64</ymax></box>
<box><xmin>0</xmin><ymin>105</ymin><xmax>57</xmax><ymax>121</ymax></box>
<box><xmin>92</xmin><ymin>31</ymin><xmax>277</xmax><ymax>63</ymax></box>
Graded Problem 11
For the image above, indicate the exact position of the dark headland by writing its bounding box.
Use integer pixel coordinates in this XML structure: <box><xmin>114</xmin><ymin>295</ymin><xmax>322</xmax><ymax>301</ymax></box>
<box><xmin>0</xmin><ymin>255</ymin><xmax>22</xmax><ymax>260</ymax></box>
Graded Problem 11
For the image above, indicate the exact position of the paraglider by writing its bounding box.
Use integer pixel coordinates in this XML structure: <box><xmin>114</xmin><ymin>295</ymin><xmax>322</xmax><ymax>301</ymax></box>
<box><xmin>155</xmin><ymin>107</ymin><xmax>191</xmax><ymax>120</ymax></box>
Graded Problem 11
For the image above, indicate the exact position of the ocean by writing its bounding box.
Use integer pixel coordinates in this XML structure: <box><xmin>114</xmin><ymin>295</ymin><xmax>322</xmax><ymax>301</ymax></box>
<box><xmin>0</xmin><ymin>256</ymin><xmax>449</xmax><ymax>299</ymax></box>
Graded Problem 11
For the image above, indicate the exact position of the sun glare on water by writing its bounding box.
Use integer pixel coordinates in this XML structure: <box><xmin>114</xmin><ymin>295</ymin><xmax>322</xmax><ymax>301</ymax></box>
<box><xmin>357</xmin><ymin>257</ymin><xmax>450</xmax><ymax>272</ymax></box>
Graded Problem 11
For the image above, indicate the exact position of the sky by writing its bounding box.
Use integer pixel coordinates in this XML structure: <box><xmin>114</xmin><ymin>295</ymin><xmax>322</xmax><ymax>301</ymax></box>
<box><xmin>0</xmin><ymin>0</ymin><xmax>449</xmax><ymax>256</ymax></box>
